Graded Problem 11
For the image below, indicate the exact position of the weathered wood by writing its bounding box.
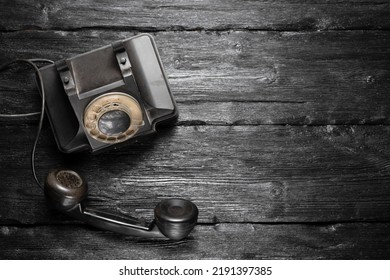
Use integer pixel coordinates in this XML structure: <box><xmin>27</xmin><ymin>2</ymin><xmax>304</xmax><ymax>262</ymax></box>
<box><xmin>1</xmin><ymin>222</ymin><xmax>390</xmax><ymax>259</ymax></box>
<box><xmin>1</xmin><ymin>0</ymin><xmax>390</xmax><ymax>261</ymax></box>
<box><xmin>0</xmin><ymin>0</ymin><xmax>389</xmax><ymax>32</ymax></box>
<box><xmin>1</xmin><ymin>30</ymin><xmax>389</xmax><ymax>124</ymax></box>
<box><xmin>1</xmin><ymin>125</ymin><xmax>389</xmax><ymax>224</ymax></box>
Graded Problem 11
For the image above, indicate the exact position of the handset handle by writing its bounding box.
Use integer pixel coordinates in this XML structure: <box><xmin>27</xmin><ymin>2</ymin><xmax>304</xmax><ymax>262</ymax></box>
<box><xmin>68</xmin><ymin>203</ymin><xmax>165</xmax><ymax>238</ymax></box>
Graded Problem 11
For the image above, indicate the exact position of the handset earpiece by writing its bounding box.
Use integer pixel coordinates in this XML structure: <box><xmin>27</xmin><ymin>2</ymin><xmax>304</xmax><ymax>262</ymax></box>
<box><xmin>154</xmin><ymin>199</ymin><xmax>198</xmax><ymax>240</ymax></box>
<box><xmin>44</xmin><ymin>169</ymin><xmax>87</xmax><ymax>212</ymax></box>
<box><xmin>44</xmin><ymin>169</ymin><xmax>198</xmax><ymax>240</ymax></box>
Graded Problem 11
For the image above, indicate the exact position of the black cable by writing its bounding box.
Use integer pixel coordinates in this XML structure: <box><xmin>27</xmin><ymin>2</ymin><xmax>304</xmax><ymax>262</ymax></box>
<box><xmin>0</xmin><ymin>59</ymin><xmax>53</xmax><ymax>118</ymax></box>
<box><xmin>0</xmin><ymin>58</ymin><xmax>54</xmax><ymax>190</ymax></box>
<box><xmin>0</xmin><ymin>111</ymin><xmax>41</xmax><ymax>118</ymax></box>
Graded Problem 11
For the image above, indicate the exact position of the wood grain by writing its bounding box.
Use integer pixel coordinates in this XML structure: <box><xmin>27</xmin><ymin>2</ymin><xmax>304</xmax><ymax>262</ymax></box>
<box><xmin>0</xmin><ymin>0</ymin><xmax>389</xmax><ymax>32</ymax></box>
<box><xmin>1</xmin><ymin>30</ymin><xmax>389</xmax><ymax>124</ymax></box>
<box><xmin>1</xmin><ymin>0</ymin><xmax>390</xmax><ymax>260</ymax></box>
<box><xmin>1</xmin><ymin>223</ymin><xmax>389</xmax><ymax>259</ymax></box>
<box><xmin>1</xmin><ymin>125</ymin><xmax>389</xmax><ymax>224</ymax></box>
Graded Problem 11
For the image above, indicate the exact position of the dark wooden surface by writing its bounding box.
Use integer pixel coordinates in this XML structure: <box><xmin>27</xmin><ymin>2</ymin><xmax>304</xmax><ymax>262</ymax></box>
<box><xmin>0</xmin><ymin>0</ymin><xmax>390</xmax><ymax>259</ymax></box>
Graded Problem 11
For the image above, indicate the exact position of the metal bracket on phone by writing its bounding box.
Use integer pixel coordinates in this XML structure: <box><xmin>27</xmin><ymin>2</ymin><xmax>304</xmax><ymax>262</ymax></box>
<box><xmin>55</xmin><ymin>60</ymin><xmax>77</xmax><ymax>97</ymax></box>
<box><xmin>112</xmin><ymin>41</ymin><xmax>133</xmax><ymax>82</ymax></box>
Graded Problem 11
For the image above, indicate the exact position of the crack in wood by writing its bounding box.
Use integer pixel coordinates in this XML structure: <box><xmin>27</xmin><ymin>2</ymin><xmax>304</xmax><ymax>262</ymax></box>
<box><xmin>2</xmin><ymin>26</ymin><xmax>390</xmax><ymax>34</ymax></box>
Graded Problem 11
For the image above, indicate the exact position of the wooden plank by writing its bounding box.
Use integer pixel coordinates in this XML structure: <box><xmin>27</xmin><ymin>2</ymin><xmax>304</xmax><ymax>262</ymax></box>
<box><xmin>1</xmin><ymin>222</ymin><xmax>389</xmax><ymax>259</ymax></box>
<box><xmin>1</xmin><ymin>30</ymin><xmax>389</xmax><ymax>124</ymax></box>
<box><xmin>1</xmin><ymin>125</ymin><xmax>390</xmax><ymax>224</ymax></box>
<box><xmin>176</xmin><ymin>101</ymin><xmax>390</xmax><ymax>126</ymax></box>
<box><xmin>0</xmin><ymin>0</ymin><xmax>389</xmax><ymax>31</ymax></box>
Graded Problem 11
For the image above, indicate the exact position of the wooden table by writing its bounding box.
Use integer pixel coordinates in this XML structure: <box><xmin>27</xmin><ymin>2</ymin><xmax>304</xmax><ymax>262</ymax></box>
<box><xmin>0</xmin><ymin>0</ymin><xmax>389</xmax><ymax>259</ymax></box>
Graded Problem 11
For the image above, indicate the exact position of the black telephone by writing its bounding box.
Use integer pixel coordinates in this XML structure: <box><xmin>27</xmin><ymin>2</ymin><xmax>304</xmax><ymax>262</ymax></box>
<box><xmin>39</xmin><ymin>34</ymin><xmax>178</xmax><ymax>153</ymax></box>
<box><xmin>0</xmin><ymin>34</ymin><xmax>198</xmax><ymax>240</ymax></box>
